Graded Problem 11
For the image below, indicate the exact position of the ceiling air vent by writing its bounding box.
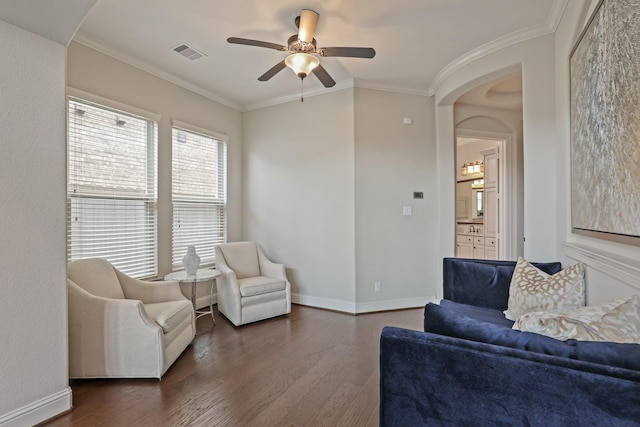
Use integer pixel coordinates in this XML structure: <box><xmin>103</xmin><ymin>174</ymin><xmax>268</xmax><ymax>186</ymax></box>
<box><xmin>173</xmin><ymin>43</ymin><xmax>206</xmax><ymax>61</ymax></box>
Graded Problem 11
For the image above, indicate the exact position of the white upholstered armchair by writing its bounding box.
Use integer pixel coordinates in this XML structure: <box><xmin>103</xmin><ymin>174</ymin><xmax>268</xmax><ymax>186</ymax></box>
<box><xmin>67</xmin><ymin>258</ymin><xmax>195</xmax><ymax>379</ymax></box>
<box><xmin>215</xmin><ymin>242</ymin><xmax>291</xmax><ymax>326</ymax></box>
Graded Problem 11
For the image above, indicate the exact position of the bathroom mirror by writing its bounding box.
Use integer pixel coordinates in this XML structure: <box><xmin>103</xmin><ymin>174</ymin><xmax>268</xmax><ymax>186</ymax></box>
<box><xmin>457</xmin><ymin>180</ymin><xmax>484</xmax><ymax>221</ymax></box>
<box><xmin>472</xmin><ymin>189</ymin><xmax>484</xmax><ymax>218</ymax></box>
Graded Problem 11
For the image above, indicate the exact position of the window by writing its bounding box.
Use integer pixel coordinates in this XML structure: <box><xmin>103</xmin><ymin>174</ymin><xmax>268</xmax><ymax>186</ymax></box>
<box><xmin>171</xmin><ymin>122</ymin><xmax>227</xmax><ymax>269</ymax></box>
<box><xmin>67</xmin><ymin>96</ymin><xmax>158</xmax><ymax>278</ymax></box>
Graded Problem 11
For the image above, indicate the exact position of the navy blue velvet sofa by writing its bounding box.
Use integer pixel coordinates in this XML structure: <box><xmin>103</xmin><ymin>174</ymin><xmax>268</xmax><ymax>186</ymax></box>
<box><xmin>380</xmin><ymin>258</ymin><xmax>640</xmax><ymax>426</ymax></box>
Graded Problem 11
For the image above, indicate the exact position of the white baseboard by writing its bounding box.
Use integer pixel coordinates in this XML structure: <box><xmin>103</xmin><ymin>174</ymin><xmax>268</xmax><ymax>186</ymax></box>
<box><xmin>292</xmin><ymin>293</ymin><xmax>356</xmax><ymax>313</ymax></box>
<box><xmin>194</xmin><ymin>294</ymin><xmax>217</xmax><ymax>310</ymax></box>
<box><xmin>291</xmin><ymin>293</ymin><xmax>434</xmax><ymax>314</ymax></box>
<box><xmin>0</xmin><ymin>388</ymin><xmax>72</xmax><ymax>427</ymax></box>
<box><xmin>355</xmin><ymin>296</ymin><xmax>436</xmax><ymax>314</ymax></box>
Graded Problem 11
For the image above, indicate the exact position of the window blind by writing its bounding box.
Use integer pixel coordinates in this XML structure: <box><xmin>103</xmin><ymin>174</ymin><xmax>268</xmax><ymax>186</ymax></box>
<box><xmin>172</xmin><ymin>126</ymin><xmax>227</xmax><ymax>269</ymax></box>
<box><xmin>67</xmin><ymin>97</ymin><xmax>158</xmax><ymax>278</ymax></box>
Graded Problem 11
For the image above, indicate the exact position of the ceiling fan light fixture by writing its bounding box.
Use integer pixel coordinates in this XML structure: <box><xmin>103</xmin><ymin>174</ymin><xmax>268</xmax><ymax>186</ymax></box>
<box><xmin>285</xmin><ymin>53</ymin><xmax>319</xmax><ymax>79</ymax></box>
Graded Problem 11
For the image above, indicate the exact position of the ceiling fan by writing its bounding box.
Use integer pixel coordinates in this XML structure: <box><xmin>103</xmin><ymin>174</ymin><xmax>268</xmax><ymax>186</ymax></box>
<box><xmin>227</xmin><ymin>9</ymin><xmax>376</xmax><ymax>89</ymax></box>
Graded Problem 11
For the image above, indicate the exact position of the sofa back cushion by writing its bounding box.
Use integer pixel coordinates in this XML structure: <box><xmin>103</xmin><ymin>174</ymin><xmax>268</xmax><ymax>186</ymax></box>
<box><xmin>68</xmin><ymin>258</ymin><xmax>125</xmax><ymax>299</ymax></box>
<box><xmin>424</xmin><ymin>302</ymin><xmax>640</xmax><ymax>372</ymax></box>
<box><xmin>442</xmin><ymin>258</ymin><xmax>562</xmax><ymax>311</ymax></box>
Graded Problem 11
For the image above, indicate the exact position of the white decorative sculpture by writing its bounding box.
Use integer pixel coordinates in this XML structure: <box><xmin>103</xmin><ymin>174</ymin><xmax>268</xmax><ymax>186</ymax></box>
<box><xmin>182</xmin><ymin>245</ymin><xmax>200</xmax><ymax>275</ymax></box>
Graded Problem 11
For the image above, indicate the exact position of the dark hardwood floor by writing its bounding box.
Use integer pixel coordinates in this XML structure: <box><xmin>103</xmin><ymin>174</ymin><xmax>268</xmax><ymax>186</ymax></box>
<box><xmin>45</xmin><ymin>305</ymin><xmax>423</xmax><ymax>427</ymax></box>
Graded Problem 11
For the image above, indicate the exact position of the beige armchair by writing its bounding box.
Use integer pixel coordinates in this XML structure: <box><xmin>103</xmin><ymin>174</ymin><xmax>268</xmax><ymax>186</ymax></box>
<box><xmin>67</xmin><ymin>258</ymin><xmax>195</xmax><ymax>379</ymax></box>
<box><xmin>215</xmin><ymin>242</ymin><xmax>291</xmax><ymax>326</ymax></box>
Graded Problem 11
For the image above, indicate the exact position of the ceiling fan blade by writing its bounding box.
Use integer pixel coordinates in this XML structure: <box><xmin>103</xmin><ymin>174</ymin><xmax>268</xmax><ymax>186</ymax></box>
<box><xmin>258</xmin><ymin>60</ymin><xmax>287</xmax><ymax>81</ymax></box>
<box><xmin>318</xmin><ymin>47</ymin><xmax>376</xmax><ymax>58</ymax></box>
<box><xmin>227</xmin><ymin>37</ymin><xmax>286</xmax><ymax>51</ymax></box>
<box><xmin>298</xmin><ymin>9</ymin><xmax>319</xmax><ymax>43</ymax></box>
<box><xmin>312</xmin><ymin>64</ymin><xmax>336</xmax><ymax>88</ymax></box>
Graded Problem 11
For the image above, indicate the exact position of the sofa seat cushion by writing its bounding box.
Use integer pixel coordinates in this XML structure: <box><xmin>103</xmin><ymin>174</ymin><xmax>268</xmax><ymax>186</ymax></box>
<box><xmin>439</xmin><ymin>299</ymin><xmax>514</xmax><ymax>328</ymax></box>
<box><xmin>424</xmin><ymin>302</ymin><xmax>640</xmax><ymax>372</ymax></box>
<box><xmin>425</xmin><ymin>302</ymin><xmax>572</xmax><ymax>357</ymax></box>
<box><xmin>238</xmin><ymin>276</ymin><xmax>286</xmax><ymax>297</ymax></box>
<box><xmin>144</xmin><ymin>300</ymin><xmax>193</xmax><ymax>334</ymax></box>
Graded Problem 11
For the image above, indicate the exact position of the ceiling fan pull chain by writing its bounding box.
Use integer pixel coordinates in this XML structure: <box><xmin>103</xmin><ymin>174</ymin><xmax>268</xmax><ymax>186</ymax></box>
<box><xmin>301</xmin><ymin>78</ymin><xmax>304</xmax><ymax>102</ymax></box>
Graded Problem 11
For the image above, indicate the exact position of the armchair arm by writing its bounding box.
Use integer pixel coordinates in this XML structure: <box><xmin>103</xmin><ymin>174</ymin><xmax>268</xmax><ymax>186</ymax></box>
<box><xmin>114</xmin><ymin>269</ymin><xmax>187</xmax><ymax>303</ymax></box>
<box><xmin>257</xmin><ymin>247</ymin><xmax>287</xmax><ymax>280</ymax></box>
<box><xmin>67</xmin><ymin>279</ymin><xmax>165</xmax><ymax>378</ymax></box>
<box><xmin>215</xmin><ymin>263</ymin><xmax>243</xmax><ymax>325</ymax></box>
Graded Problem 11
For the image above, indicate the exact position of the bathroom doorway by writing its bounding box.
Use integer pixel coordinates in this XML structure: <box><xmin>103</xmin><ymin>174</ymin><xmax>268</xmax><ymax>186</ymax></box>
<box><xmin>455</xmin><ymin>136</ymin><xmax>505</xmax><ymax>260</ymax></box>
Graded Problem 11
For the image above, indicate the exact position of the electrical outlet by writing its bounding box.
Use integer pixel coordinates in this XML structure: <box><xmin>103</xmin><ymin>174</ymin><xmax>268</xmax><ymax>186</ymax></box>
<box><xmin>374</xmin><ymin>281</ymin><xmax>381</xmax><ymax>292</ymax></box>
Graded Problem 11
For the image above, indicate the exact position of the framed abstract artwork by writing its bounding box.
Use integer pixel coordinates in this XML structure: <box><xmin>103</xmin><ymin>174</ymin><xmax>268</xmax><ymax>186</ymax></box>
<box><xmin>570</xmin><ymin>0</ymin><xmax>640</xmax><ymax>245</ymax></box>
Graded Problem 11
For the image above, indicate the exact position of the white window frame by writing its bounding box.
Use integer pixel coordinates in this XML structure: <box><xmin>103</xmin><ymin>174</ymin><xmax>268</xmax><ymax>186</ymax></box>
<box><xmin>66</xmin><ymin>90</ymin><xmax>159</xmax><ymax>278</ymax></box>
<box><xmin>171</xmin><ymin>120</ymin><xmax>228</xmax><ymax>270</ymax></box>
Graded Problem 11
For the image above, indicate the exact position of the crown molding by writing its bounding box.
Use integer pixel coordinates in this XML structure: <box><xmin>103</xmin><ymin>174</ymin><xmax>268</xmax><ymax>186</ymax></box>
<box><xmin>430</xmin><ymin>9</ymin><xmax>564</xmax><ymax>96</ymax></box>
<box><xmin>73</xmin><ymin>31</ymin><xmax>243</xmax><ymax>112</ymax></box>
<box><xmin>548</xmin><ymin>0</ymin><xmax>570</xmax><ymax>32</ymax></box>
<box><xmin>241</xmin><ymin>78</ymin><xmax>355</xmax><ymax>112</ymax></box>
<box><xmin>354</xmin><ymin>79</ymin><xmax>434</xmax><ymax>97</ymax></box>
<box><xmin>242</xmin><ymin>78</ymin><xmax>434</xmax><ymax>112</ymax></box>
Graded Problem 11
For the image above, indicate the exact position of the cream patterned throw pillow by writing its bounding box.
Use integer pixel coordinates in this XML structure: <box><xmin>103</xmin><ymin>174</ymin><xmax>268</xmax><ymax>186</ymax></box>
<box><xmin>503</xmin><ymin>257</ymin><xmax>585</xmax><ymax>321</ymax></box>
<box><xmin>514</xmin><ymin>295</ymin><xmax>640</xmax><ymax>343</ymax></box>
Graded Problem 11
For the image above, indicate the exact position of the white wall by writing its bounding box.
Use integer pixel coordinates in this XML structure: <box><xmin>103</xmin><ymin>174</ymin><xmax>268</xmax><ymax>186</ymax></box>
<box><xmin>243</xmin><ymin>89</ymin><xmax>357</xmax><ymax>311</ymax></box>
<box><xmin>435</xmin><ymin>34</ymin><xmax>557</xmax><ymax>263</ymax></box>
<box><xmin>354</xmin><ymin>88</ymin><xmax>437</xmax><ymax>311</ymax></box>
<box><xmin>554</xmin><ymin>0</ymin><xmax>640</xmax><ymax>303</ymax></box>
<box><xmin>67</xmin><ymin>42</ymin><xmax>243</xmax><ymax>277</ymax></box>
<box><xmin>243</xmin><ymin>87</ymin><xmax>437</xmax><ymax>312</ymax></box>
<box><xmin>0</xmin><ymin>20</ymin><xmax>70</xmax><ymax>425</ymax></box>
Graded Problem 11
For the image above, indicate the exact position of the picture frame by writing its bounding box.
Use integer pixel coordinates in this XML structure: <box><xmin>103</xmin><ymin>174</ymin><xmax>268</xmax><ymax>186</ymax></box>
<box><xmin>570</xmin><ymin>0</ymin><xmax>640</xmax><ymax>246</ymax></box>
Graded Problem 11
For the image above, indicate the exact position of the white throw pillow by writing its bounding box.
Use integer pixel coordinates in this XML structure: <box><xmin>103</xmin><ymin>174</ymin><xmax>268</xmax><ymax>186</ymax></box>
<box><xmin>503</xmin><ymin>257</ymin><xmax>585</xmax><ymax>321</ymax></box>
<box><xmin>513</xmin><ymin>295</ymin><xmax>640</xmax><ymax>343</ymax></box>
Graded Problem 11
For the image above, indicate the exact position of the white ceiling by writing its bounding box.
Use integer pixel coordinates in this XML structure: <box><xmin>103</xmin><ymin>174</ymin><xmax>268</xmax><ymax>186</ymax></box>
<box><xmin>456</xmin><ymin>72</ymin><xmax>524</xmax><ymax>111</ymax></box>
<box><xmin>11</xmin><ymin>0</ymin><xmax>565</xmax><ymax>111</ymax></box>
<box><xmin>0</xmin><ymin>0</ymin><xmax>97</xmax><ymax>45</ymax></box>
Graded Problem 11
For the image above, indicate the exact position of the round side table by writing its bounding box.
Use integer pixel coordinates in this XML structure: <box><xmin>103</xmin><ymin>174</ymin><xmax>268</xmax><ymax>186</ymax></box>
<box><xmin>165</xmin><ymin>268</ymin><xmax>221</xmax><ymax>325</ymax></box>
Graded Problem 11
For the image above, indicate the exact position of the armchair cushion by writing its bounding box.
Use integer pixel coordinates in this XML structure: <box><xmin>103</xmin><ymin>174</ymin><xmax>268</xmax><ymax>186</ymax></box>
<box><xmin>68</xmin><ymin>257</ymin><xmax>125</xmax><ymax>300</ymax></box>
<box><xmin>144</xmin><ymin>300</ymin><xmax>193</xmax><ymax>334</ymax></box>
<box><xmin>239</xmin><ymin>276</ymin><xmax>287</xmax><ymax>297</ymax></box>
<box><xmin>218</xmin><ymin>241</ymin><xmax>260</xmax><ymax>279</ymax></box>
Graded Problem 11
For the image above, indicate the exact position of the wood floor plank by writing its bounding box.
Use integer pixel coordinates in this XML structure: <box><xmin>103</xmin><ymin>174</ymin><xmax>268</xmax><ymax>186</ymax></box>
<box><xmin>44</xmin><ymin>305</ymin><xmax>423</xmax><ymax>427</ymax></box>
<box><xmin>305</xmin><ymin>381</ymin><xmax>361</xmax><ymax>427</ymax></box>
<box><xmin>334</xmin><ymin>371</ymin><xmax>380</xmax><ymax>427</ymax></box>
<box><xmin>244</xmin><ymin>352</ymin><xmax>343</xmax><ymax>426</ymax></box>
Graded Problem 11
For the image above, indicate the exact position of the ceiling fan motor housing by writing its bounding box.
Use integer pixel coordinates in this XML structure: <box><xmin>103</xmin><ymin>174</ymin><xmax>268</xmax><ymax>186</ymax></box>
<box><xmin>287</xmin><ymin>35</ymin><xmax>317</xmax><ymax>54</ymax></box>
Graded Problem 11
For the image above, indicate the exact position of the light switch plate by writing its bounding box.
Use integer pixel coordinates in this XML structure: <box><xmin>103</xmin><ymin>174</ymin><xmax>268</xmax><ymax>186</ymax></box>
<box><xmin>403</xmin><ymin>206</ymin><xmax>412</xmax><ymax>216</ymax></box>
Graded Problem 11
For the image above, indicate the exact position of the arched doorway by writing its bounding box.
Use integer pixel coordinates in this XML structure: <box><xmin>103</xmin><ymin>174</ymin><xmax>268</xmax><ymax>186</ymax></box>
<box><xmin>452</xmin><ymin>72</ymin><xmax>524</xmax><ymax>260</ymax></box>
